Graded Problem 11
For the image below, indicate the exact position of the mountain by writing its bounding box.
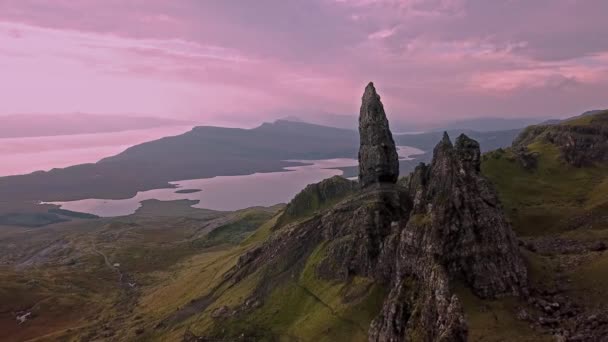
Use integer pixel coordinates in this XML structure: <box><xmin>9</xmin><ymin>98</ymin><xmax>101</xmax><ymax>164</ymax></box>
<box><xmin>152</xmin><ymin>83</ymin><xmax>528</xmax><ymax>341</ymax></box>
<box><xmin>165</xmin><ymin>93</ymin><xmax>608</xmax><ymax>341</ymax></box>
<box><xmin>3</xmin><ymin>90</ymin><xmax>608</xmax><ymax>341</ymax></box>
<box><xmin>279</xmin><ymin>113</ymin><xmax>359</xmax><ymax>130</ymax></box>
<box><xmin>0</xmin><ymin>120</ymin><xmax>358</xmax><ymax>203</ymax></box>
<box><xmin>0</xmin><ymin>119</ymin><xmax>521</xmax><ymax>205</ymax></box>
<box><xmin>0</xmin><ymin>113</ymin><xmax>192</xmax><ymax>139</ymax></box>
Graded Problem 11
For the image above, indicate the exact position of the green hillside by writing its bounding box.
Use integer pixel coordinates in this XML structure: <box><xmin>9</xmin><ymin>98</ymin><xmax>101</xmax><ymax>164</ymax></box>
<box><xmin>480</xmin><ymin>110</ymin><xmax>608</xmax><ymax>339</ymax></box>
<box><xmin>482</xmin><ymin>110</ymin><xmax>608</xmax><ymax>237</ymax></box>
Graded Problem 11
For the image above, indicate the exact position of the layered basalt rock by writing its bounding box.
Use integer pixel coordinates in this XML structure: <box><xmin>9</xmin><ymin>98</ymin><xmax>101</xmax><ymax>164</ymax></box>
<box><xmin>358</xmin><ymin>82</ymin><xmax>399</xmax><ymax>187</ymax></box>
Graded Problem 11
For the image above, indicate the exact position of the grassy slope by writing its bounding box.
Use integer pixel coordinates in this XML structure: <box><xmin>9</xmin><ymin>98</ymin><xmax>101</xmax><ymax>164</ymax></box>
<box><xmin>482</xmin><ymin>142</ymin><xmax>608</xmax><ymax>236</ymax></box>
<box><xmin>193</xmin><ymin>210</ymin><xmax>273</xmax><ymax>248</ymax></box>
<box><xmin>476</xmin><ymin>114</ymin><xmax>608</xmax><ymax>339</ymax></box>
<box><xmin>276</xmin><ymin>176</ymin><xmax>355</xmax><ymax>227</ymax></box>
<box><xmin>185</xmin><ymin>241</ymin><xmax>385</xmax><ymax>342</ymax></box>
<box><xmin>155</xmin><ymin>187</ymin><xmax>387</xmax><ymax>342</ymax></box>
<box><xmin>456</xmin><ymin>281</ymin><xmax>551</xmax><ymax>342</ymax></box>
<box><xmin>0</xmin><ymin>201</ymin><xmax>281</xmax><ymax>341</ymax></box>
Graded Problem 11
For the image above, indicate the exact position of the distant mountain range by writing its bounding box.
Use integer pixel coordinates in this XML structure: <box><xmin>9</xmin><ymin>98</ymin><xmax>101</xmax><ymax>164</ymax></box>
<box><xmin>0</xmin><ymin>119</ymin><xmax>522</xmax><ymax>204</ymax></box>
<box><xmin>283</xmin><ymin>114</ymin><xmax>548</xmax><ymax>132</ymax></box>
<box><xmin>0</xmin><ymin>113</ymin><xmax>192</xmax><ymax>139</ymax></box>
<box><xmin>3</xmin><ymin>109</ymin><xmax>602</xmax><ymax>204</ymax></box>
<box><xmin>538</xmin><ymin>109</ymin><xmax>606</xmax><ymax>125</ymax></box>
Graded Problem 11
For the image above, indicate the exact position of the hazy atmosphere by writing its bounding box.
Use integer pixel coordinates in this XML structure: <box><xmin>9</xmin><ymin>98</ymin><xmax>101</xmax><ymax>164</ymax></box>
<box><xmin>2</xmin><ymin>2</ymin><xmax>608</xmax><ymax>341</ymax></box>
<box><xmin>2</xmin><ymin>0</ymin><xmax>607</xmax><ymax>127</ymax></box>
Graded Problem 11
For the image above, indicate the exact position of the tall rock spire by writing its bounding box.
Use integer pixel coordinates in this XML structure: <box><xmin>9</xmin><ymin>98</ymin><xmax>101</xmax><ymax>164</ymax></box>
<box><xmin>358</xmin><ymin>82</ymin><xmax>399</xmax><ymax>187</ymax></box>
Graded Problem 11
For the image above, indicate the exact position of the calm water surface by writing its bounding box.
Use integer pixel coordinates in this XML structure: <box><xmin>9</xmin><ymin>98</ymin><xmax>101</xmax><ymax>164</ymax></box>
<box><xmin>48</xmin><ymin>146</ymin><xmax>424</xmax><ymax>217</ymax></box>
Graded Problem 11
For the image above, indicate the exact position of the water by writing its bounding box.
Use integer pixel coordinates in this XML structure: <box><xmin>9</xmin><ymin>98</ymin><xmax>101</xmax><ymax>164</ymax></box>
<box><xmin>47</xmin><ymin>146</ymin><xmax>424</xmax><ymax>217</ymax></box>
<box><xmin>0</xmin><ymin>126</ymin><xmax>194</xmax><ymax>176</ymax></box>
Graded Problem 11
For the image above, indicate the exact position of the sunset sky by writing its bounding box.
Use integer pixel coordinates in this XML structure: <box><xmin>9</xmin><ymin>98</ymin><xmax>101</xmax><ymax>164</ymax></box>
<box><xmin>1</xmin><ymin>0</ymin><xmax>607</xmax><ymax>126</ymax></box>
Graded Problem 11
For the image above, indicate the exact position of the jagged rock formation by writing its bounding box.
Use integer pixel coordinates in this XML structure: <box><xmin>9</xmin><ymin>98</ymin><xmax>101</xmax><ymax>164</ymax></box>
<box><xmin>368</xmin><ymin>133</ymin><xmax>527</xmax><ymax>341</ymax></box>
<box><xmin>191</xmin><ymin>84</ymin><xmax>528</xmax><ymax>342</ymax></box>
<box><xmin>405</xmin><ymin>133</ymin><xmax>527</xmax><ymax>298</ymax></box>
<box><xmin>358</xmin><ymin>82</ymin><xmax>399</xmax><ymax>187</ymax></box>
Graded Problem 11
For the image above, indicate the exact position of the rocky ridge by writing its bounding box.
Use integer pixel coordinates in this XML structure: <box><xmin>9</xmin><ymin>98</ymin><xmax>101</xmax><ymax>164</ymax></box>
<box><xmin>192</xmin><ymin>83</ymin><xmax>528</xmax><ymax>341</ymax></box>
<box><xmin>514</xmin><ymin>110</ymin><xmax>608</xmax><ymax>167</ymax></box>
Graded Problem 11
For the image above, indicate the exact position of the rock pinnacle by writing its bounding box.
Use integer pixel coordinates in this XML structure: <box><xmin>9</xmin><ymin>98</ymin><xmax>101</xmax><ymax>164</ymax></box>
<box><xmin>358</xmin><ymin>82</ymin><xmax>399</xmax><ymax>187</ymax></box>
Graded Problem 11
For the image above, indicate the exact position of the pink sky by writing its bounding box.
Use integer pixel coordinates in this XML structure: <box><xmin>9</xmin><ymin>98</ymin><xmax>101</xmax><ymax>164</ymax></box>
<box><xmin>1</xmin><ymin>0</ymin><xmax>607</xmax><ymax>126</ymax></box>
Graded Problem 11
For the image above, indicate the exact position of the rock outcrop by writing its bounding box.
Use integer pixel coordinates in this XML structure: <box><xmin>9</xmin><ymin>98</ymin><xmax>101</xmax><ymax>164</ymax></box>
<box><xmin>195</xmin><ymin>83</ymin><xmax>528</xmax><ymax>342</ymax></box>
<box><xmin>405</xmin><ymin>133</ymin><xmax>528</xmax><ymax>298</ymax></box>
<box><xmin>369</xmin><ymin>133</ymin><xmax>527</xmax><ymax>341</ymax></box>
<box><xmin>275</xmin><ymin>176</ymin><xmax>357</xmax><ymax>227</ymax></box>
<box><xmin>514</xmin><ymin>110</ymin><xmax>608</xmax><ymax>167</ymax></box>
<box><xmin>358</xmin><ymin>82</ymin><xmax>399</xmax><ymax>187</ymax></box>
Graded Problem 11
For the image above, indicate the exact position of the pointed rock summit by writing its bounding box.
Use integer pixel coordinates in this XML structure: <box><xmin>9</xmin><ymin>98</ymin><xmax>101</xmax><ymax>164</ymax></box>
<box><xmin>358</xmin><ymin>82</ymin><xmax>399</xmax><ymax>187</ymax></box>
<box><xmin>199</xmin><ymin>85</ymin><xmax>528</xmax><ymax>342</ymax></box>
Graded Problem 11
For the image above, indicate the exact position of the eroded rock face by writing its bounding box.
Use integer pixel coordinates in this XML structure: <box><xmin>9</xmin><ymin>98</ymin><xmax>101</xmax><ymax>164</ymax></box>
<box><xmin>404</xmin><ymin>133</ymin><xmax>528</xmax><ymax>298</ymax></box>
<box><xmin>358</xmin><ymin>82</ymin><xmax>399</xmax><ymax>187</ymax></box>
<box><xmin>201</xmin><ymin>85</ymin><xmax>527</xmax><ymax>342</ymax></box>
<box><xmin>513</xmin><ymin>110</ymin><xmax>608</xmax><ymax>167</ymax></box>
<box><xmin>369</xmin><ymin>133</ymin><xmax>527</xmax><ymax>341</ymax></box>
<box><xmin>222</xmin><ymin>134</ymin><xmax>526</xmax><ymax>341</ymax></box>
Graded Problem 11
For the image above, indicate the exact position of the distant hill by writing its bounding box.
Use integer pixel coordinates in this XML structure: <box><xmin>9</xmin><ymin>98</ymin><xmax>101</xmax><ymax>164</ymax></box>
<box><xmin>0</xmin><ymin>120</ymin><xmax>521</xmax><ymax>203</ymax></box>
<box><xmin>538</xmin><ymin>109</ymin><xmax>607</xmax><ymax>126</ymax></box>
<box><xmin>0</xmin><ymin>113</ymin><xmax>192</xmax><ymax>138</ymax></box>
<box><xmin>0</xmin><ymin>120</ymin><xmax>358</xmax><ymax>203</ymax></box>
<box><xmin>279</xmin><ymin>113</ymin><xmax>359</xmax><ymax>130</ymax></box>
<box><xmin>284</xmin><ymin>114</ymin><xmax>547</xmax><ymax>133</ymax></box>
<box><xmin>430</xmin><ymin>117</ymin><xmax>546</xmax><ymax>132</ymax></box>
<box><xmin>484</xmin><ymin>109</ymin><xmax>608</xmax><ymax>236</ymax></box>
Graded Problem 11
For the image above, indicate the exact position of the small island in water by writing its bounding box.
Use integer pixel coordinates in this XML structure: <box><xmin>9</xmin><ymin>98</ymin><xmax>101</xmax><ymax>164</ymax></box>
<box><xmin>175</xmin><ymin>189</ymin><xmax>202</xmax><ymax>194</ymax></box>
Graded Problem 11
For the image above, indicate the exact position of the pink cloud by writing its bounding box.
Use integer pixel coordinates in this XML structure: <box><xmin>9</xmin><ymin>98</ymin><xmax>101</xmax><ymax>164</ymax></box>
<box><xmin>368</xmin><ymin>27</ymin><xmax>397</xmax><ymax>40</ymax></box>
<box><xmin>0</xmin><ymin>0</ymin><xmax>607</xmax><ymax>126</ymax></box>
<box><xmin>0</xmin><ymin>21</ymin><xmax>360</xmax><ymax>124</ymax></box>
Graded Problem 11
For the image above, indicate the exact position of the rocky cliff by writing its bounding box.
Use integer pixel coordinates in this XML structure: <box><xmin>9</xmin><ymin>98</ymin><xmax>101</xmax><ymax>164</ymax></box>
<box><xmin>514</xmin><ymin>110</ymin><xmax>608</xmax><ymax>167</ymax></box>
<box><xmin>368</xmin><ymin>132</ymin><xmax>527</xmax><ymax>341</ymax></box>
<box><xmin>186</xmin><ymin>83</ymin><xmax>528</xmax><ymax>341</ymax></box>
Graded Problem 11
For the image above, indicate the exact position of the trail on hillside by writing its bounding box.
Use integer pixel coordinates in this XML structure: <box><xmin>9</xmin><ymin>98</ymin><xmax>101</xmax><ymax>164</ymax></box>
<box><xmin>91</xmin><ymin>242</ymin><xmax>125</xmax><ymax>285</ymax></box>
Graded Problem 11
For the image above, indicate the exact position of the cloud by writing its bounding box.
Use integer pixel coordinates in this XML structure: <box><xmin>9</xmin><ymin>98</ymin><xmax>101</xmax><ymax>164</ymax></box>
<box><xmin>368</xmin><ymin>27</ymin><xmax>397</xmax><ymax>40</ymax></box>
<box><xmin>0</xmin><ymin>20</ymin><xmax>362</xmax><ymax>123</ymax></box>
<box><xmin>0</xmin><ymin>0</ymin><xmax>607</xmax><ymax>124</ymax></box>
